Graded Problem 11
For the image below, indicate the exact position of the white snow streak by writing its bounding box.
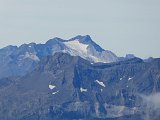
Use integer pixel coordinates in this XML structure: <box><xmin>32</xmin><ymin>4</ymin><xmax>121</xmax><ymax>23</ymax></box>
<box><xmin>96</xmin><ymin>80</ymin><xmax>106</xmax><ymax>87</ymax></box>
<box><xmin>52</xmin><ymin>91</ymin><xmax>59</xmax><ymax>95</ymax></box>
<box><xmin>128</xmin><ymin>77</ymin><xmax>133</xmax><ymax>81</ymax></box>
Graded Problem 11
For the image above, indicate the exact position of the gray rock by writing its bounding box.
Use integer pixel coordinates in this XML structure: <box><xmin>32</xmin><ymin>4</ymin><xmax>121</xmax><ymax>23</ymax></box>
<box><xmin>0</xmin><ymin>53</ymin><xmax>160</xmax><ymax>120</ymax></box>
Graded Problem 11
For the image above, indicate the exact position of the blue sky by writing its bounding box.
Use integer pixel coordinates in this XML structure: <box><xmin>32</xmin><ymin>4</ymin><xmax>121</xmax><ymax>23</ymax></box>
<box><xmin>0</xmin><ymin>0</ymin><xmax>160</xmax><ymax>58</ymax></box>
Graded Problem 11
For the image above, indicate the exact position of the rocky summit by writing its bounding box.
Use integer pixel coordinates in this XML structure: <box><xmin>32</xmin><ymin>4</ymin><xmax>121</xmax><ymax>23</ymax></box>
<box><xmin>0</xmin><ymin>35</ymin><xmax>118</xmax><ymax>79</ymax></box>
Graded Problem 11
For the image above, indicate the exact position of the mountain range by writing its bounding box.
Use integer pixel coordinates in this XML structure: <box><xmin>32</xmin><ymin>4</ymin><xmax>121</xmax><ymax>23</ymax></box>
<box><xmin>0</xmin><ymin>35</ymin><xmax>160</xmax><ymax>120</ymax></box>
<box><xmin>0</xmin><ymin>35</ymin><xmax>120</xmax><ymax>79</ymax></box>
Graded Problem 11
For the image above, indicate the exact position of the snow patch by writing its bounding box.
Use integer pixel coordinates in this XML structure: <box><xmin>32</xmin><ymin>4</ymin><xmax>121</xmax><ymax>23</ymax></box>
<box><xmin>96</xmin><ymin>80</ymin><xmax>106</xmax><ymax>87</ymax></box>
<box><xmin>64</xmin><ymin>40</ymin><xmax>89</xmax><ymax>54</ymax></box>
<box><xmin>128</xmin><ymin>77</ymin><xmax>133</xmax><ymax>81</ymax></box>
<box><xmin>49</xmin><ymin>84</ymin><xmax>56</xmax><ymax>90</ymax></box>
<box><xmin>90</xmin><ymin>55</ymin><xmax>105</xmax><ymax>63</ymax></box>
<box><xmin>52</xmin><ymin>91</ymin><xmax>59</xmax><ymax>95</ymax></box>
<box><xmin>80</xmin><ymin>87</ymin><xmax>87</xmax><ymax>92</ymax></box>
<box><xmin>24</xmin><ymin>52</ymin><xmax>40</xmax><ymax>61</ymax></box>
<box><xmin>62</xmin><ymin>38</ymin><xmax>118</xmax><ymax>63</ymax></box>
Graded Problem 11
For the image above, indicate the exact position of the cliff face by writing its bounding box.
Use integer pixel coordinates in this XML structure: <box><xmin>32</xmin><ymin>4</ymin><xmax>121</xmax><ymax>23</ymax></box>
<box><xmin>0</xmin><ymin>53</ymin><xmax>160</xmax><ymax>120</ymax></box>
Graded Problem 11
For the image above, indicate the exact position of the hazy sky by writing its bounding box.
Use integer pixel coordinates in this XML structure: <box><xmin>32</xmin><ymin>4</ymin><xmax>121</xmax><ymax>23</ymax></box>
<box><xmin>0</xmin><ymin>0</ymin><xmax>160</xmax><ymax>58</ymax></box>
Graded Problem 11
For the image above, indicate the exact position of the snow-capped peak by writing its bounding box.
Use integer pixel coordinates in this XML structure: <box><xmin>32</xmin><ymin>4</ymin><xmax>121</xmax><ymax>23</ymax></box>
<box><xmin>44</xmin><ymin>35</ymin><xmax>118</xmax><ymax>63</ymax></box>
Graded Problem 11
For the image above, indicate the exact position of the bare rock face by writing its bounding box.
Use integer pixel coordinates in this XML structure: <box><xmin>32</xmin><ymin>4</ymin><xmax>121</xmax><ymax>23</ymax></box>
<box><xmin>0</xmin><ymin>53</ymin><xmax>160</xmax><ymax>120</ymax></box>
